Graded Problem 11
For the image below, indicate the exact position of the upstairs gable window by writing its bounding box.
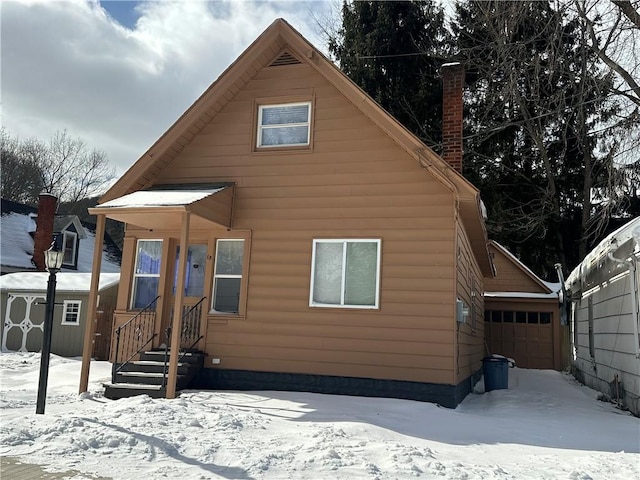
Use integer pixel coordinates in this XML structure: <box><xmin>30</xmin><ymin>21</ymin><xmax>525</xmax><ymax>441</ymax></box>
<box><xmin>257</xmin><ymin>102</ymin><xmax>311</xmax><ymax>148</ymax></box>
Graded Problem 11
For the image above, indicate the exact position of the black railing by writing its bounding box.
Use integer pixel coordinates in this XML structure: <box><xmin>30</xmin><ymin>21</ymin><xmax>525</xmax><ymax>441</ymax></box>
<box><xmin>111</xmin><ymin>296</ymin><xmax>159</xmax><ymax>384</ymax></box>
<box><xmin>162</xmin><ymin>297</ymin><xmax>206</xmax><ymax>387</ymax></box>
<box><xmin>179</xmin><ymin>297</ymin><xmax>206</xmax><ymax>350</ymax></box>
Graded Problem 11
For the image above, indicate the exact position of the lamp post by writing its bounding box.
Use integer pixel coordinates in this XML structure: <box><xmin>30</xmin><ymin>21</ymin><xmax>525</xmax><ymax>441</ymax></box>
<box><xmin>36</xmin><ymin>244</ymin><xmax>64</xmax><ymax>415</ymax></box>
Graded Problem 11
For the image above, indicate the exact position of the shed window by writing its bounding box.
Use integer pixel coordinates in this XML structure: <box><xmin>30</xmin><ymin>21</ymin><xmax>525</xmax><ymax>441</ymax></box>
<box><xmin>61</xmin><ymin>300</ymin><xmax>81</xmax><ymax>325</ymax></box>
<box><xmin>257</xmin><ymin>102</ymin><xmax>311</xmax><ymax>147</ymax></box>
<box><xmin>62</xmin><ymin>231</ymin><xmax>78</xmax><ymax>267</ymax></box>
<box><xmin>310</xmin><ymin>239</ymin><xmax>381</xmax><ymax>309</ymax></box>
<box><xmin>211</xmin><ymin>239</ymin><xmax>244</xmax><ymax>314</ymax></box>
<box><xmin>132</xmin><ymin>240</ymin><xmax>162</xmax><ymax>309</ymax></box>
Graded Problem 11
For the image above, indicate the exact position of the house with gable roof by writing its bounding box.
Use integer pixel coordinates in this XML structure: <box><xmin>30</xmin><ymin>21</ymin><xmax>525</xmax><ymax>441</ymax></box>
<box><xmin>82</xmin><ymin>19</ymin><xmax>495</xmax><ymax>406</ymax></box>
<box><xmin>0</xmin><ymin>196</ymin><xmax>121</xmax><ymax>275</ymax></box>
<box><xmin>565</xmin><ymin>216</ymin><xmax>640</xmax><ymax>416</ymax></box>
<box><xmin>0</xmin><ymin>195</ymin><xmax>122</xmax><ymax>359</ymax></box>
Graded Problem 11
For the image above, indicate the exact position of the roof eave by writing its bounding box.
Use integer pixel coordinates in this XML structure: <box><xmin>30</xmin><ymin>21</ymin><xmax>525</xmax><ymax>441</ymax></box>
<box><xmin>100</xmin><ymin>20</ymin><xmax>289</xmax><ymax>203</ymax></box>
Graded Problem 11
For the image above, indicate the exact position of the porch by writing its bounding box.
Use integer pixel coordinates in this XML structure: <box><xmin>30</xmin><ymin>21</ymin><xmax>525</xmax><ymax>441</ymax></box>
<box><xmin>79</xmin><ymin>184</ymin><xmax>236</xmax><ymax>399</ymax></box>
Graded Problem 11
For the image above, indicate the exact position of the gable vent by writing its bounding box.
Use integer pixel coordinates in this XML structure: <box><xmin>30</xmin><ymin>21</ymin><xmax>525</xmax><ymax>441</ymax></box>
<box><xmin>270</xmin><ymin>51</ymin><xmax>302</xmax><ymax>67</ymax></box>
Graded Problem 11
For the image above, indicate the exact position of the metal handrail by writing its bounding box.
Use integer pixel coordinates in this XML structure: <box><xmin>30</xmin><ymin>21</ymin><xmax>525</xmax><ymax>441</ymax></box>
<box><xmin>117</xmin><ymin>296</ymin><xmax>161</xmax><ymax>332</ymax></box>
<box><xmin>111</xmin><ymin>296</ymin><xmax>160</xmax><ymax>384</ymax></box>
<box><xmin>161</xmin><ymin>297</ymin><xmax>206</xmax><ymax>387</ymax></box>
<box><xmin>180</xmin><ymin>296</ymin><xmax>207</xmax><ymax>348</ymax></box>
<box><xmin>178</xmin><ymin>335</ymin><xmax>205</xmax><ymax>364</ymax></box>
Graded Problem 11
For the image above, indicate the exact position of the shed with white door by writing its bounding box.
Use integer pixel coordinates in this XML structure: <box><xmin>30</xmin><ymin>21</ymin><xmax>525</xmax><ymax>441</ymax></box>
<box><xmin>1</xmin><ymin>272</ymin><xmax>120</xmax><ymax>359</ymax></box>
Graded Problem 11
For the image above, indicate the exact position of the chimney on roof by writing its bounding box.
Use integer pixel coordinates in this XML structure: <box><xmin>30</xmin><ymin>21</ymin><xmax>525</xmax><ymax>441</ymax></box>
<box><xmin>33</xmin><ymin>193</ymin><xmax>58</xmax><ymax>271</ymax></box>
<box><xmin>440</xmin><ymin>62</ymin><xmax>465</xmax><ymax>174</ymax></box>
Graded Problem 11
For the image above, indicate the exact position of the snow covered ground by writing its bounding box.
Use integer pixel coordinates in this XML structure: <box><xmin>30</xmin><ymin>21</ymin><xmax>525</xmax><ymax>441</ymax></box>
<box><xmin>0</xmin><ymin>352</ymin><xmax>638</xmax><ymax>479</ymax></box>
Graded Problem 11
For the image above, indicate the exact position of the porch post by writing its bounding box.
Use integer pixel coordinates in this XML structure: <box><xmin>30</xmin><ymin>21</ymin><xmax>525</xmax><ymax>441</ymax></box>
<box><xmin>166</xmin><ymin>211</ymin><xmax>190</xmax><ymax>398</ymax></box>
<box><xmin>79</xmin><ymin>214</ymin><xmax>106</xmax><ymax>393</ymax></box>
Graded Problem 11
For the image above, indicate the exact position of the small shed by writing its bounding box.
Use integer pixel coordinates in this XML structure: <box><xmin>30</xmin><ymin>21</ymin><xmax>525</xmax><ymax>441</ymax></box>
<box><xmin>565</xmin><ymin>217</ymin><xmax>640</xmax><ymax>415</ymax></box>
<box><xmin>1</xmin><ymin>272</ymin><xmax>119</xmax><ymax>359</ymax></box>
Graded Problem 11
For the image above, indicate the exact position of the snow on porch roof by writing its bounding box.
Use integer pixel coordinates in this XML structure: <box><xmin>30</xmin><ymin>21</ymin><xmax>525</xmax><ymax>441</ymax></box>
<box><xmin>89</xmin><ymin>183</ymin><xmax>235</xmax><ymax>230</ymax></box>
<box><xmin>96</xmin><ymin>184</ymin><xmax>231</xmax><ymax>209</ymax></box>
<box><xmin>0</xmin><ymin>272</ymin><xmax>120</xmax><ymax>293</ymax></box>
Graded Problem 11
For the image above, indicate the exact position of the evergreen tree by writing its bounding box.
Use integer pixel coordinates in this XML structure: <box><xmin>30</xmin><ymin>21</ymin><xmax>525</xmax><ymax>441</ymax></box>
<box><xmin>328</xmin><ymin>0</ymin><xmax>632</xmax><ymax>278</ymax></box>
<box><xmin>329</xmin><ymin>1</ymin><xmax>452</xmax><ymax>149</ymax></box>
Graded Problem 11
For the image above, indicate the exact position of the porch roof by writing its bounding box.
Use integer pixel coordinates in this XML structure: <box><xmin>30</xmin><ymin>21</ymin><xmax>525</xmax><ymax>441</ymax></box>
<box><xmin>89</xmin><ymin>183</ymin><xmax>235</xmax><ymax>230</ymax></box>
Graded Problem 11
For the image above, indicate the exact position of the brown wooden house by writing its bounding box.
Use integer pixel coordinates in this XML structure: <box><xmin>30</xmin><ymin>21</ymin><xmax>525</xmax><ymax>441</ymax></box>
<box><xmin>79</xmin><ymin>19</ymin><xmax>493</xmax><ymax>408</ymax></box>
<box><xmin>484</xmin><ymin>241</ymin><xmax>565</xmax><ymax>370</ymax></box>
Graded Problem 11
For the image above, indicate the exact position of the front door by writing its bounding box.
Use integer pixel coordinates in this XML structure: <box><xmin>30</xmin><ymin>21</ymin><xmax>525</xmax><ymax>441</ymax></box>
<box><xmin>161</xmin><ymin>244</ymin><xmax>208</xmax><ymax>346</ymax></box>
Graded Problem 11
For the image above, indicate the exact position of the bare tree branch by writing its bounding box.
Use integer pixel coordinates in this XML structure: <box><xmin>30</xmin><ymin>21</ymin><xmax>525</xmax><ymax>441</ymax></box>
<box><xmin>612</xmin><ymin>0</ymin><xmax>640</xmax><ymax>28</ymax></box>
<box><xmin>1</xmin><ymin>129</ymin><xmax>115</xmax><ymax>204</ymax></box>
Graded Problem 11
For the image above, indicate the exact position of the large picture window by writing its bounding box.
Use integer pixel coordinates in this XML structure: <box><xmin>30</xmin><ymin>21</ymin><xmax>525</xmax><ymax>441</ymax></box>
<box><xmin>211</xmin><ymin>239</ymin><xmax>244</xmax><ymax>313</ymax></box>
<box><xmin>132</xmin><ymin>240</ymin><xmax>162</xmax><ymax>309</ymax></box>
<box><xmin>310</xmin><ymin>239</ymin><xmax>381</xmax><ymax>309</ymax></box>
<box><xmin>257</xmin><ymin>102</ymin><xmax>311</xmax><ymax>148</ymax></box>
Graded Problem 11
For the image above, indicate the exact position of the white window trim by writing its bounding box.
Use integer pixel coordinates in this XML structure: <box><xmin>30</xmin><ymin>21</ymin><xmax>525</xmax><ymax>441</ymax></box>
<box><xmin>62</xmin><ymin>230</ymin><xmax>78</xmax><ymax>266</ymax></box>
<box><xmin>257</xmin><ymin>101</ymin><xmax>311</xmax><ymax>148</ymax></box>
<box><xmin>210</xmin><ymin>239</ymin><xmax>244</xmax><ymax>314</ymax></box>
<box><xmin>61</xmin><ymin>300</ymin><xmax>82</xmax><ymax>326</ymax></box>
<box><xmin>130</xmin><ymin>239</ymin><xmax>163</xmax><ymax>310</ymax></box>
<box><xmin>309</xmin><ymin>239</ymin><xmax>381</xmax><ymax>309</ymax></box>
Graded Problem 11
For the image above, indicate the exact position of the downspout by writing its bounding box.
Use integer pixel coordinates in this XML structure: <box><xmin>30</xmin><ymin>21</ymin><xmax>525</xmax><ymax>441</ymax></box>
<box><xmin>554</xmin><ymin>262</ymin><xmax>567</xmax><ymax>324</ymax></box>
<box><xmin>607</xmin><ymin>240</ymin><xmax>640</xmax><ymax>360</ymax></box>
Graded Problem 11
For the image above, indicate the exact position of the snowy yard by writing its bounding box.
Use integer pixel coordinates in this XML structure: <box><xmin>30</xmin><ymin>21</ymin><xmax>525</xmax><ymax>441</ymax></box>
<box><xmin>0</xmin><ymin>352</ymin><xmax>638</xmax><ymax>479</ymax></box>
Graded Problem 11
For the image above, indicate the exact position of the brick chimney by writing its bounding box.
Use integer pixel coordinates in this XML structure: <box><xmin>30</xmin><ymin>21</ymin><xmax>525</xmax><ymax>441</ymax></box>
<box><xmin>33</xmin><ymin>193</ymin><xmax>58</xmax><ymax>271</ymax></box>
<box><xmin>441</xmin><ymin>62</ymin><xmax>465</xmax><ymax>173</ymax></box>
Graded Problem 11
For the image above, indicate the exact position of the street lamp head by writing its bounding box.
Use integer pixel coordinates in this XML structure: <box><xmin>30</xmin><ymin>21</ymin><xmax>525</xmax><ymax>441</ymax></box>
<box><xmin>44</xmin><ymin>243</ymin><xmax>64</xmax><ymax>272</ymax></box>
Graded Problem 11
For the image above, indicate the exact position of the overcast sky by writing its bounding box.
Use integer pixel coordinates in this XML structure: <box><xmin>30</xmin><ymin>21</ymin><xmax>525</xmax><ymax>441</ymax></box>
<box><xmin>1</xmin><ymin>0</ymin><xmax>334</xmax><ymax>178</ymax></box>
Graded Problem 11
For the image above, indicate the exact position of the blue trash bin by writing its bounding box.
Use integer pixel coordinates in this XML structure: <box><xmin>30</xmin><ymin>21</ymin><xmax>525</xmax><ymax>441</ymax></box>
<box><xmin>483</xmin><ymin>356</ymin><xmax>509</xmax><ymax>391</ymax></box>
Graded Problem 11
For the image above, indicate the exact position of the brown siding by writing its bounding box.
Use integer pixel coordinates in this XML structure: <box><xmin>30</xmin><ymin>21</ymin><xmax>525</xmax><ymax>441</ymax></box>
<box><xmin>485</xmin><ymin>244</ymin><xmax>547</xmax><ymax>293</ymax></box>
<box><xmin>455</xmin><ymin>219</ymin><xmax>485</xmax><ymax>383</ymax></box>
<box><xmin>484</xmin><ymin>298</ymin><xmax>561</xmax><ymax>370</ymax></box>
<box><xmin>146</xmin><ymin>62</ymin><xmax>459</xmax><ymax>385</ymax></box>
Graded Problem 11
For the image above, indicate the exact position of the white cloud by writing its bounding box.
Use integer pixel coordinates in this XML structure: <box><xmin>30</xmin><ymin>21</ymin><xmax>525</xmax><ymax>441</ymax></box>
<box><xmin>1</xmin><ymin>0</ymin><xmax>332</xmax><ymax>179</ymax></box>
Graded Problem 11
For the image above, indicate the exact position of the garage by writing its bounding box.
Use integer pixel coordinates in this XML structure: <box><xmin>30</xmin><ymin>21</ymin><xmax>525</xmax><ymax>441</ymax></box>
<box><xmin>483</xmin><ymin>242</ymin><xmax>566</xmax><ymax>370</ymax></box>
<box><xmin>484</xmin><ymin>297</ymin><xmax>557</xmax><ymax>369</ymax></box>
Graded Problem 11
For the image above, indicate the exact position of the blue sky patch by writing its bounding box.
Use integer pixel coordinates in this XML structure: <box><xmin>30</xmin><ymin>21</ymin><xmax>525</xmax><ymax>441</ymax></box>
<box><xmin>100</xmin><ymin>0</ymin><xmax>141</xmax><ymax>30</ymax></box>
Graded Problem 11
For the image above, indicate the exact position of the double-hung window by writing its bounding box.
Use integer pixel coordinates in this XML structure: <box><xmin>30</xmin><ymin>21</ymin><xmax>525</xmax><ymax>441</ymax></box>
<box><xmin>132</xmin><ymin>240</ymin><xmax>162</xmax><ymax>309</ymax></box>
<box><xmin>62</xmin><ymin>231</ymin><xmax>78</xmax><ymax>267</ymax></box>
<box><xmin>257</xmin><ymin>102</ymin><xmax>311</xmax><ymax>148</ymax></box>
<box><xmin>211</xmin><ymin>239</ymin><xmax>245</xmax><ymax>313</ymax></box>
<box><xmin>310</xmin><ymin>239</ymin><xmax>381</xmax><ymax>308</ymax></box>
<box><xmin>61</xmin><ymin>300</ymin><xmax>81</xmax><ymax>325</ymax></box>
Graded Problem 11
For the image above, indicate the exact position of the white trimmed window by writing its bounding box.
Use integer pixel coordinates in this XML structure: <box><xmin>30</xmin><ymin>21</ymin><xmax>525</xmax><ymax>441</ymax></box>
<box><xmin>257</xmin><ymin>102</ymin><xmax>311</xmax><ymax>148</ymax></box>
<box><xmin>310</xmin><ymin>239</ymin><xmax>381</xmax><ymax>309</ymax></box>
<box><xmin>62</xmin><ymin>231</ymin><xmax>78</xmax><ymax>267</ymax></box>
<box><xmin>61</xmin><ymin>300</ymin><xmax>81</xmax><ymax>325</ymax></box>
<box><xmin>211</xmin><ymin>239</ymin><xmax>245</xmax><ymax>314</ymax></box>
<box><xmin>131</xmin><ymin>240</ymin><xmax>162</xmax><ymax>309</ymax></box>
